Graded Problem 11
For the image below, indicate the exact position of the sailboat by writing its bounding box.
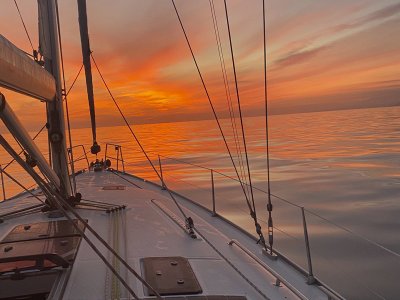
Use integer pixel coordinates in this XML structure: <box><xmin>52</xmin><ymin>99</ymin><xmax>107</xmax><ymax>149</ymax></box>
<box><xmin>0</xmin><ymin>1</ymin><xmax>344</xmax><ymax>299</ymax></box>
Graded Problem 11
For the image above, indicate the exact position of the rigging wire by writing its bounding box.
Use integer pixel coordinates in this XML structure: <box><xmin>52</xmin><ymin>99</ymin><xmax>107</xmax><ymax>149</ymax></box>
<box><xmin>208</xmin><ymin>0</ymin><xmax>250</xmax><ymax>200</ymax></box>
<box><xmin>13</xmin><ymin>0</ymin><xmax>35</xmax><ymax>54</ymax></box>
<box><xmin>66</xmin><ymin>64</ymin><xmax>84</xmax><ymax>96</ymax></box>
<box><xmin>9</xmin><ymin>140</ymin><xmax>37</xmax><ymax>182</ymax></box>
<box><xmin>305</xmin><ymin>209</ymin><xmax>400</xmax><ymax>259</ymax></box>
<box><xmin>3</xmin><ymin>134</ymin><xmax>52</xmax><ymax>188</ymax></box>
<box><xmin>0</xmin><ymin>168</ymin><xmax>45</xmax><ymax>205</ymax></box>
<box><xmin>262</xmin><ymin>0</ymin><xmax>274</xmax><ymax>254</ymax></box>
<box><xmin>1</xmin><ymin>133</ymin><xmax>161</xmax><ymax>299</ymax></box>
<box><xmin>195</xmin><ymin>229</ymin><xmax>270</xmax><ymax>299</ymax></box>
<box><xmin>223</xmin><ymin>0</ymin><xmax>267</xmax><ymax>247</ymax></box>
<box><xmin>171</xmin><ymin>0</ymin><xmax>254</xmax><ymax>216</ymax></box>
<box><xmin>130</xmin><ymin>149</ymin><xmax>400</xmax><ymax>260</ymax></box>
<box><xmin>55</xmin><ymin>0</ymin><xmax>76</xmax><ymax>195</ymax></box>
<box><xmin>47</xmin><ymin>189</ymin><xmax>163</xmax><ymax>299</ymax></box>
<box><xmin>90</xmin><ymin>53</ymin><xmax>195</xmax><ymax>234</ymax></box>
<box><xmin>2</xmin><ymin>124</ymin><xmax>46</xmax><ymax>171</ymax></box>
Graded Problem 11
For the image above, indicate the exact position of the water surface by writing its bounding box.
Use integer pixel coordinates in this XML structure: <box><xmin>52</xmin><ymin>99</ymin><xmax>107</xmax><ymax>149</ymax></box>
<box><xmin>1</xmin><ymin>106</ymin><xmax>400</xmax><ymax>299</ymax></box>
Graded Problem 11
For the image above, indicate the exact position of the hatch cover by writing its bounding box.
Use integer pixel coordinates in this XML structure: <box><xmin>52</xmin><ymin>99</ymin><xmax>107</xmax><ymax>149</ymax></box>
<box><xmin>0</xmin><ymin>236</ymin><xmax>81</xmax><ymax>274</ymax></box>
<box><xmin>1</xmin><ymin>219</ymin><xmax>85</xmax><ymax>243</ymax></box>
<box><xmin>0</xmin><ymin>271</ymin><xmax>58</xmax><ymax>299</ymax></box>
<box><xmin>142</xmin><ymin>256</ymin><xmax>202</xmax><ymax>296</ymax></box>
<box><xmin>0</xmin><ymin>219</ymin><xmax>85</xmax><ymax>276</ymax></box>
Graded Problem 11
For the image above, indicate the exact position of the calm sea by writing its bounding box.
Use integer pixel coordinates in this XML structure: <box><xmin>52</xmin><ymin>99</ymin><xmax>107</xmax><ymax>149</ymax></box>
<box><xmin>1</xmin><ymin>106</ymin><xmax>400</xmax><ymax>299</ymax></box>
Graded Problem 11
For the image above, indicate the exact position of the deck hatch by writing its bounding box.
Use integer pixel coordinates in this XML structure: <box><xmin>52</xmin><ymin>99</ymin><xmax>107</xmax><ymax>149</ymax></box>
<box><xmin>0</xmin><ymin>219</ymin><xmax>85</xmax><ymax>274</ymax></box>
<box><xmin>0</xmin><ymin>219</ymin><xmax>85</xmax><ymax>299</ymax></box>
<box><xmin>0</xmin><ymin>236</ymin><xmax>81</xmax><ymax>274</ymax></box>
<box><xmin>142</xmin><ymin>256</ymin><xmax>202</xmax><ymax>296</ymax></box>
<box><xmin>0</xmin><ymin>271</ymin><xmax>58</xmax><ymax>299</ymax></box>
<box><xmin>0</xmin><ymin>219</ymin><xmax>85</xmax><ymax>243</ymax></box>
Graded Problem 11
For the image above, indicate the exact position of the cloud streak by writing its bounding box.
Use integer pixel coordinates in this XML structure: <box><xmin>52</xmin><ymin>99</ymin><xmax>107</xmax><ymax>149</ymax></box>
<box><xmin>0</xmin><ymin>0</ymin><xmax>399</xmax><ymax>126</ymax></box>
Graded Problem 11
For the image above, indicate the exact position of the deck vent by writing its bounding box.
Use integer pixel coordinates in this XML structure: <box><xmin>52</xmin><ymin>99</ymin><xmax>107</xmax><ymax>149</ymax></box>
<box><xmin>142</xmin><ymin>256</ymin><xmax>202</xmax><ymax>296</ymax></box>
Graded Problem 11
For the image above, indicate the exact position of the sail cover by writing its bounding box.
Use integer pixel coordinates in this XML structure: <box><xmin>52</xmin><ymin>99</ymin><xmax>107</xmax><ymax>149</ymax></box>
<box><xmin>0</xmin><ymin>34</ymin><xmax>56</xmax><ymax>101</ymax></box>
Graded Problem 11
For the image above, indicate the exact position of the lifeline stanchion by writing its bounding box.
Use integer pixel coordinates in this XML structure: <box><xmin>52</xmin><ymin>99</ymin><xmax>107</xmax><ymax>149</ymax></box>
<box><xmin>301</xmin><ymin>207</ymin><xmax>316</xmax><ymax>284</ymax></box>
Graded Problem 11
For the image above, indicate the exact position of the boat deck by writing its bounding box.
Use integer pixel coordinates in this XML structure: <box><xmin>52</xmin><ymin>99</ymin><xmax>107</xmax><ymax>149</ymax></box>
<box><xmin>0</xmin><ymin>170</ymin><xmax>337</xmax><ymax>299</ymax></box>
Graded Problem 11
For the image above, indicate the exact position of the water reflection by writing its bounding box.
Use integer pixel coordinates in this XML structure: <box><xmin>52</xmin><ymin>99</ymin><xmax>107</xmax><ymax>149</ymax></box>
<box><xmin>1</xmin><ymin>106</ymin><xmax>400</xmax><ymax>298</ymax></box>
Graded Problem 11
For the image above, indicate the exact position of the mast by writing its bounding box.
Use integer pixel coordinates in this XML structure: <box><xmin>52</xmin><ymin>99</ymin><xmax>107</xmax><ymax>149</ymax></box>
<box><xmin>77</xmin><ymin>0</ymin><xmax>100</xmax><ymax>155</ymax></box>
<box><xmin>38</xmin><ymin>0</ymin><xmax>72</xmax><ymax>197</ymax></box>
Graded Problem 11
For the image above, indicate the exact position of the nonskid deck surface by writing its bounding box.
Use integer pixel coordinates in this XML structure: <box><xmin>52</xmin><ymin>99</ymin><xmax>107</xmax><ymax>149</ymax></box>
<box><xmin>0</xmin><ymin>170</ymin><xmax>331</xmax><ymax>300</ymax></box>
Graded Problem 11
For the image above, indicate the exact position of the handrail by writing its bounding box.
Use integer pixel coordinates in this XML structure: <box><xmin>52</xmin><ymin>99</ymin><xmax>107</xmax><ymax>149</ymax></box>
<box><xmin>228</xmin><ymin>239</ymin><xmax>308</xmax><ymax>300</ymax></box>
<box><xmin>153</xmin><ymin>151</ymin><xmax>398</xmax><ymax>298</ymax></box>
<box><xmin>1</xmin><ymin>141</ymin><xmax>395</xmax><ymax>299</ymax></box>
<box><xmin>67</xmin><ymin>144</ymin><xmax>90</xmax><ymax>170</ymax></box>
<box><xmin>155</xmin><ymin>152</ymin><xmax>400</xmax><ymax>260</ymax></box>
<box><xmin>104</xmin><ymin>143</ymin><xmax>125</xmax><ymax>172</ymax></box>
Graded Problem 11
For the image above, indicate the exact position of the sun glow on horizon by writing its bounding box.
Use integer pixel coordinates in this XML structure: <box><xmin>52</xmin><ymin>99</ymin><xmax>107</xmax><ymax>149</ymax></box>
<box><xmin>0</xmin><ymin>0</ymin><xmax>399</xmax><ymax>129</ymax></box>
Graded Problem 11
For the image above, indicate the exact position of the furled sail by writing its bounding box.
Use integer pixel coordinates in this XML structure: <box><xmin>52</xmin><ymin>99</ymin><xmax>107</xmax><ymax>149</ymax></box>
<box><xmin>0</xmin><ymin>34</ymin><xmax>56</xmax><ymax>101</ymax></box>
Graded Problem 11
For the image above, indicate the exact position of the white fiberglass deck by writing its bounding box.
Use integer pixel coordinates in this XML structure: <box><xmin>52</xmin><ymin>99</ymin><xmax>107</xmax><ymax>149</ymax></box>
<box><xmin>0</xmin><ymin>170</ymin><xmax>337</xmax><ymax>299</ymax></box>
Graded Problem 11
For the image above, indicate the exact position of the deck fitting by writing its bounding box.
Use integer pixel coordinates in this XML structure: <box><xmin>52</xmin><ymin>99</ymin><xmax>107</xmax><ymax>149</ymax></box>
<box><xmin>307</xmin><ymin>275</ymin><xmax>316</xmax><ymax>285</ymax></box>
<box><xmin>262</xmin><ymin>248</ymin><xmax>278</xmax><ymax>260</ymax></box>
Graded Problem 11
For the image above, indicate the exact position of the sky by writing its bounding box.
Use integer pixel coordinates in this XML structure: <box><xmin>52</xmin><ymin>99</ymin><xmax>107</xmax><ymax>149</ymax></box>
<box><xmin>0</xmin><ymin>0</ymin><xmax>399</xmax><ymax>129</ymax></box>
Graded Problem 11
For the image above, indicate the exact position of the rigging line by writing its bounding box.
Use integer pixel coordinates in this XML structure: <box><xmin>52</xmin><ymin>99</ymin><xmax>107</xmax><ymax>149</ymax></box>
<box><xmin>66</xmin><ymin>64</ymin><xmax>84</xmax><ymax>96</ymax></box>
<box><xmin>194</xmin><ymin>229</ymin><xmax>270</xmax><ymax>299</ymax></box>
<box><xmin>13</xmin><ymin>0</ymin><xmax>34</xmax><ymax>52</ymax></box>
<box><xmin>49</xmin><ymin>198</ymin><xmax>141</xmax><ymax>299</ymax></box>
<box><xmin>0</xmin><ymin>207</ymin><xmax>44</xmax><ymax>221</ymax></box>
<box><xmin>208</xmin><ymin>0</ymin><xmax>250</xmax><ymax>200</ymax></box>
<box><xmin>171</xmin><ymin>0</ymin><xmax>254</xmax><ymax>216</ymax></box>
<box><xmin>304</xmin><ymin>208</ymin><xmax>400</xmax><ymax>259</ymax></box>
<box><xmin>20</xmin><ymin>49</ymin><xmax>35</xmax><ymax>58</ymax></box>
<box><xmin>149</xmin><ymin>153</ymin><xmax>295</xmax><ymax>210</ymax></box>
<box><xmin>223</xmin><ymin>1</ymin><xmax>260</xmax><ymax>227</ymax></box>
<box><xmin>69</xmin><ymin>150</ymin><xmax>90</xmax><ymax>164</ymax></box>
<box><xmin>231</xmin><ymin>204</ymin><xmax>299</xmax><ymax>241</ymax></box>
<box><xmin>262</xmin><ymin>0</ymin><xmax>274</xmax><ymax>254</ymax></box>
<box><xmin>108</xmin><ymin>169</ymin><xmax>142</xmax><ymax>189</ymax></box>
<box><xmin>270</xmin><ymin>188</ymin><xmax>400</xmax><ymax>259</ymax></box>
<box><xmin>12</xmin><ymin>134</ymin><xmax>25</xmax><ymax>154</ymax></box>
<box><xmin>55</xmin><ymin>0</ymin><xmax>76</xmax><ymax>195</ymax></box>
<box><xmin>0</xmin><ymin>168</ymin><xmax>45</xmax><ymax>205</ymax></box>
<box><xmin>49</xmin><ymin>192</ymin><xmax>163</xmax><ymax>299</ymax></box>
<box><xmin>105</xmin><ymin>206</ymin><xmax>112</xmax><ymax>299</ymax></box>
<box><xmin>209</xmin><ymin>0</ymin><xmax>246</xmax><ymax>176</ymax></box>
<box><xmin>7</xmin><ymin>146</ymin><xmax>161</xmax><ymax>300</ymax></box>
<box><xmin>122</xmin><ymin>208</ymin><xmax>129</xmax><ymax>298</ymax></box>
<box><xmin>90</xmin><ymin>53</ymin><xmax>190</xmax><ymax>225</ymax></box>
<box><xmin>0</xmin><ymin>132</ymin><xmax>62</xmax><ymax>208</ymax></box>
<box><xmin>2</xmin><ymin>124</ymin><xmax>46</xmax><ymax>171</ymax></box>
<box><xmin>114</xmin><ymin>146</ymin><xmax>400</xmax><ymax>259</ymax></box>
